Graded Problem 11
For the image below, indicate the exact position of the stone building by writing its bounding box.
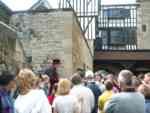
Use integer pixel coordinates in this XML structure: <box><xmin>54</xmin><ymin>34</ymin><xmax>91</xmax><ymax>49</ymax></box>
<box><xmin>137</xmin><ymin>0</ymin><xmax>150</xmax><ymax>49</ymax></box>
<box><xmin>10</xmin><ymin>9</ymin><xmax>93</xmax><ymax>77</ymax></box>
<box><xmin>0</xmin><ymin>21</ymin><xmax>26</xmax><ymax>73</ymax></box>
<box><xmin>1</xmin><ymin>0</ymin><xmax>150</xmax><ymax>75</ymax></box>
<box><xmin>0</xmin><ymin>22</ymin><xmax>16</xmax><ymax>72</ymax></box>
<box><xmin>94</xmin><ymin>1</ymin><xmax>150</xmax><ymax>74</ymax></box>
<box><xmin>0</xmin><ymin>0</ymin><xmax>26</xmax><ymax>73</ymax></box>
<box><xmin>0</xmin><ymin>0</ymin><xmax>93</xmax><ymax>77</ymax></box>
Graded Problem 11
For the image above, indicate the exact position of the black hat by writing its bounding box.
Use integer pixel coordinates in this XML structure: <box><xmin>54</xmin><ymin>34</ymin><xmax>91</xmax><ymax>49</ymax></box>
<box><xmin>53</xmin><ymin>59</ymin><xmax>61</xmax><ymax>64</ymax></box>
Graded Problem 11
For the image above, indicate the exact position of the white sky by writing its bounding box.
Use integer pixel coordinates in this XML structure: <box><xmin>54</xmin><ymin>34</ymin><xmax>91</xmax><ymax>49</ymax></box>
<box><xmin>102</xmin><ymin>0</ymin><xmax>136</xmax><ymax>5</ymax></box>
<box><xmin>2</xmin><ymin>0</ymin><xmax>136</xmax><ymax>11</ymax></box>
<box><xmin>2</xmin><ymin>0</ymin><xmax>59</xmax><ymax>11</ymax></box>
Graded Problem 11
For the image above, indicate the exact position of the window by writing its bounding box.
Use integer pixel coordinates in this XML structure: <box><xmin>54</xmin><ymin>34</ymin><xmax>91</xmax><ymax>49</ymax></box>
<box><xmin>101</xmin><ymin>28</ymin><xmax>136</xmax><ymax>45</ymax></box>
<box><xmin>26</xmin><ymin>56</ymin><xmax>32</xmax><ymax>63</ymax></box>
<box><xmin>142</xmin><ymin>24</ymin><xmax>147</xmax><ymax>32</ymax></box>
<box><xmin>110</xmin><ymin>29</ymin><xmax>126</xmax><ymax>45</ymax></box>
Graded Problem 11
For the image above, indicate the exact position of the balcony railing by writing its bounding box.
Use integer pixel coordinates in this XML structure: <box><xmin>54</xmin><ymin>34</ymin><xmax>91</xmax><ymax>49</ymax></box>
<box><xmin>101</xmin><ymin>44</ymin><xmax>137</xmax><ymax>50</ymax></box>
<box><xmin>94</xmin><ymin>4</ymin><xmax>138</xmax><ymax>51</ymax></box>
<box><xmin>95</xmin><ymin>44</ymin><xmax>137</xmax><ymax>51</ymax></box>
<box><xmin>94</xmin><ymin>37</ymin><xmax>137</xmax><ymax>51</ymax></box>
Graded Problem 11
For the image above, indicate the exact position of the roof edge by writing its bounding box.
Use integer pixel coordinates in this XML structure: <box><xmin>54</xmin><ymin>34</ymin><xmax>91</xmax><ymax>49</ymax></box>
<box><xmin>0</xmin><ymin>0</ymin><xmax>12</xmax><ymax>13</ymax></box>
<box><xmin>12</xmin><ymin>8</ymin><xmax>74</xmax><ymax>14</ymax></box>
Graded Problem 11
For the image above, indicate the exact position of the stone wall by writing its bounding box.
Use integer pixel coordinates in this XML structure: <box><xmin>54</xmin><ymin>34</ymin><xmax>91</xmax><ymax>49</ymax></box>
<box><xmin>0</xmin><ymin>22</ymin><xmax>17</xmax><ymax>73</ymax></box>
<box><xmin>10</xmin><ymin>9</ymin><xmax>93</xmax><ymax>78</ymax></box>
<box><xmin>137</xmin><ymin>0</ymin><xmax>150</xmax><ymax>49</ymax></box>
<box><xmin>15</xmin><ymin>39</ymin><xmax>26</xmax><ymax>69</ymax></box>
<box><xmin>72</xmin><ymin>16</ymin><xmax>93</xmax><ymax>73</ymax></box>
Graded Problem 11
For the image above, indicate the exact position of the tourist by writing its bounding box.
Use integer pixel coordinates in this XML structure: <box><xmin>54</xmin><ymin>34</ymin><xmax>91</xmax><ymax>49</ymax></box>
<box><xmin>142</xmin><ymin>73</ymin><xmax>150</xmax><ymax>88</ymax></box>
<box><xmin>98</xmin><ymin>80</ymin><xmax>113</xmax><ymax>113</ymax></box>
<box><xmin>104</xmin><ymin>70</ymin><xmax>145</xmax><ymax>113</ymax></box>
<box><xmin>14</xmin><ymin>68</ymin><xmax>52</xmax><ymax>113</ymax></box>
<box><xmin>85</xmin><ymin>70</ymin><xmax>101</xmax><ymax>113</ymax></box>
<box><xmin>0</xmin><ymin>71</ymin><xmax>16</xmax><ymax>113</ymax></box>
<box><xmin>132</xmin><ymin>76</ymin><xmax>141</xmax><ymax>90</ymax></box>
<box><xmin>138</xmin><ymin>83</ymin><xmax>150</xmax><ymax>113</ymax></box>
<box><xmin>39</xmin><ymin>74</ymin><xmax>50</xmax><ymax>95</ymax></box>
<box><xmin>52</xmin><ymin>79</ymin><xmax>80</xmax><ymax>113</ymax></box>
<box><xmin>94</xmin><ymin>71</ymin><xmax>106</xmax><ymax>93</ymax></box>
<box><xmin>106</xmin><ymin>73</ymin><xmax>120</xmax><ymax>93</ymax></box>
<box><xmin>70</xmin><ymin>73</ymin><xmax>95</xmax><ymax>113</ymax></box>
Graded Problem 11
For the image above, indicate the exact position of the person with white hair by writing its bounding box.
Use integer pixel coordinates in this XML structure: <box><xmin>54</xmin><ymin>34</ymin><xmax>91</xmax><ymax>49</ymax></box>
<box><xmin>104</xmin><ymin>70</ymin><xmax>145</xmax><ymax>113</ymax></box>
<box><xmin>70</xmin><ymin>73</ymin><xmax>95</xmax><ymax>113</ymax></box>
<box><xmin>94</xmin><ymin>71</ymin><xmax>106</xmax><ymax>93</ymax></box>
<box><xmin>85</xmin><ymin>70</ymin><xmax>102</xmax><ymax>113</ymax></box>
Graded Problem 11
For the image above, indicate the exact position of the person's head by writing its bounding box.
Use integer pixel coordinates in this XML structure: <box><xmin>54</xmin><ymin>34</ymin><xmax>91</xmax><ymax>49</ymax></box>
<box><xmin>0</xmin><ymin>71</ymin><xmax>16</xmax><ymax>92</ymax></box>
<box><xmin>144</xmin><ymin>73</ymin><xmax>150</xmax><ymax>84</ymax></box>
<box><xmin>57</xmin><ymin>79</ymin><xmax>71</xmax><ymax>95</ymax></box>
<box><xmin>138</xmin><ymin>73</ymin><xmax>144</xmax><ymax>81</ymax></box>
<box><xmin>104</xmin><ymin>80</ymin><xmax>113</xmax><ymax>91</ymax></box>
<box><xmin>118</xmin><ymin>70</ymin><xmax>135</xmax><ymax>91</ymax></box>
<box><xmin>132</xmin><ymin>77</ymin><xmax>141</xmax><ymax>90</ymax></box>
<box><xmin>41</xmin><ymin>74</ymin><xmax>49</xmax><ymax>83</ymax></box>
<box><xmin>85</xmin><ymin>70</ymin><xmax>94</xmax><ymax>81</ymax></box>
<box><xmin>94</xmin><ymin>71</ymin><xmax>103</xmax><ymax>82</ymax></box>
<box><xmin>52</xmin><ymin>59</ymin><xmax>61</xmax><ymax>68</ymax></box>
<box><xmin>76</xmin><ymin>68</ymin><xmax>85</xmax><ymax>78</ymax></box>
<box><xmin>137</xmin><ymin>84</ymin><xmax>150</xmax><ymax>98</ymax></box>
<box><xmin>17</xmin><ymin>68</ymin><xmax>36</xmax><ymax>95</ymax></box>
<box><xmin>71</xmin><ymin>73</ymin><xmax>82</xmax><ymax>85</ymax></box>
<box><xmin>106</xmin><ymin>73</ymin><xmax>115</xmax><ymax>82</ymax></box>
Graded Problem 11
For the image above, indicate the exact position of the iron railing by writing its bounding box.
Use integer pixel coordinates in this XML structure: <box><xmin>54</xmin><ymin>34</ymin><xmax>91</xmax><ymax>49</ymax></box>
<box><xmin>59</xmin><ymin>1</ymin><xmax>138</xmax><ymax>51</ymax></box>
<box><xmin>95</xmin><ymin>4</ymin><xmax>138</xmax><ymax>51</ymax></box>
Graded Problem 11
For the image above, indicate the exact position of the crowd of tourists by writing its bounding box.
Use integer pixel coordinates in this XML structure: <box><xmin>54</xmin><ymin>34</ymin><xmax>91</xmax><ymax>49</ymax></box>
<box><xmin>0</xmin><ymin>62</ymin><xmax>150</xmax><ymax>113</ymax></box>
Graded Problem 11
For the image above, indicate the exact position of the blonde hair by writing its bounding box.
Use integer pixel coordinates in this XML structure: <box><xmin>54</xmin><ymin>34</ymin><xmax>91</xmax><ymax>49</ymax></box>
<box><xmin>32</xmin><ymin>75</ymin><xmax>41</xmax><ymax>89</ymax></box>
<box><xmin>17</xmin><ymin>68</ymin><xmax>36</xmax><ymax>95</ymax></box>
<box><xmin>57</xmin><ymin>79</ymin><xmax>71</xmax><ymax>95</ymax></box>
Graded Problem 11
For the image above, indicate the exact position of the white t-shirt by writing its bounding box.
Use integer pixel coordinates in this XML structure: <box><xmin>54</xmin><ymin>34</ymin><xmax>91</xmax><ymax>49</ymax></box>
<box><xmin>53</xmin><ymin>95</ymin><xmax>80</xmax><ymax>113</ymax></box>
<box><xmin>15</xmin><ymin>89</ymin><xmax>52</xmax><ymax>113</ymax></box>
<box><xmin>70</xmin><ymin>84</ymin><xmax>95</xmax><ymax>113</ymax></box>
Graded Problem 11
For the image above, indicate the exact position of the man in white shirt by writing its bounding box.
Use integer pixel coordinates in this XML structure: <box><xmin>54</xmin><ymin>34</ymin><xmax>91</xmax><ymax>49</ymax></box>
<box><xmin>70</xmin><ymin>73</ymin><xmax>95</xmax><ymax>113</ymax></box>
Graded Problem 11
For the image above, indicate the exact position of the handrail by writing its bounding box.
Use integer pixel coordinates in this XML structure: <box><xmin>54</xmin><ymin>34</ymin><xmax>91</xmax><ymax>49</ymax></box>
<box><xmin>95</xmin><ymin>44</ymin><xmax>137</xmax><ymax>51</ymax></box>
